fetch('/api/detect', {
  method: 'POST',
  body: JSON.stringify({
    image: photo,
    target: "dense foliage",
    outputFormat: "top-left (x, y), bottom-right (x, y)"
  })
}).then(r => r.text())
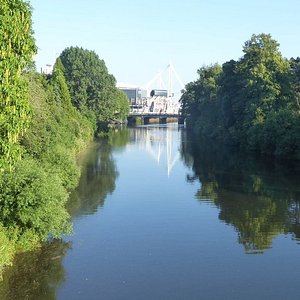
top-left (0, 0), bottom-right (36, 170)
top-left (0, 1), bottom-right (129, 275)
top-left (180, 34), bottom-right (300, 159)
top-left (57, 47), bottom-right (129, 132)
top-left (0, 68), bottom-right (93, 274)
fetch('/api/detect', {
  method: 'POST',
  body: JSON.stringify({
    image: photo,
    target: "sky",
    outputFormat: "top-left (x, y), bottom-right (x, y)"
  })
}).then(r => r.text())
top-left (29, 0), bottom-right (300, 90)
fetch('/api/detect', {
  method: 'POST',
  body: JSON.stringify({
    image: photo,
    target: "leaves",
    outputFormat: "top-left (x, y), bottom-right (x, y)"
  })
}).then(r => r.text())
top-left (181, 33), bottom-right (300, 158)
top-left (0, 0), bottom-right (36, 170)
top-left (58, 47), bottom-right (129, 132)
top-left (0, 158), bottom-right (72, 242)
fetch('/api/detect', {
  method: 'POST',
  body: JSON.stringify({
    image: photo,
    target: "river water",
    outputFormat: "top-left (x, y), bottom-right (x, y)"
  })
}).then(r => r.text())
top-left (1, 123), bottom-right (300, 300)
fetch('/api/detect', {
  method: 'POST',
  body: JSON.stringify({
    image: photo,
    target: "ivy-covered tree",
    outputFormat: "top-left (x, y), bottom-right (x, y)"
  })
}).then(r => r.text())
top-left (0, 0), bottom-right (36, 170)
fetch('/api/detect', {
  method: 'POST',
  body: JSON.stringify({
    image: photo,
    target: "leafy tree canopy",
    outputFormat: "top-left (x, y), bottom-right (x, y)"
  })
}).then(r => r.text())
top-left (180, 33), bottom-right (300, 159)
top-left (57, 47), bottom-right (129, 132)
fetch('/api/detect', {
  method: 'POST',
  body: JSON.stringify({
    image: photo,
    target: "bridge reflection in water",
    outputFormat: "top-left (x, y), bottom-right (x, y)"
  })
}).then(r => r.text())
top-left (128, 124), bottom-right (182, 176)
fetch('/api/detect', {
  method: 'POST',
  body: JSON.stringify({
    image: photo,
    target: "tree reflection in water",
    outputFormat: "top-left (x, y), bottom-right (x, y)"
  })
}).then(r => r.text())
top-left (0, 128), bottom-right (130, 298)
top-left (67, 128), bottom-right (130, 218)
top-left (0, 240), bottom-right (70, 300)
top-left (181, 131), bottom-right (300, 254)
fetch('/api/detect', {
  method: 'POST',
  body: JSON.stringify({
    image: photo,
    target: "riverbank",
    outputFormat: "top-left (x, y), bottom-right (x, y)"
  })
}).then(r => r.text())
top-left (0, 71), bottom-right (95, 276)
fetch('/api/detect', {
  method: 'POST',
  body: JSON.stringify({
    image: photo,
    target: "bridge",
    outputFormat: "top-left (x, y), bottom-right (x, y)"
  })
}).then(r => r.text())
top-left (123, 62), bottom-right (185, 125)
top-left (128, 112), bottom-right (185, 125)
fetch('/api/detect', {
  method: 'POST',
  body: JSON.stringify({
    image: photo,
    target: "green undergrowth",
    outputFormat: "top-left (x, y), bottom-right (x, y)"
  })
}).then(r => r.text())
top-left (0, 72), bottom-right (95, 276)
top-left (0, 1), bottom-right (129, 278)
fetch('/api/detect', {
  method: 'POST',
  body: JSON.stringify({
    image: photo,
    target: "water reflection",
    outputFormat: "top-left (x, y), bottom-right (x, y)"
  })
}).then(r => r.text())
top-left (129, 124), bottom-right (182, 176)
top-left (0, 128), bottom-right (130, 297)
top-left (2, 125), bottom-right (300, 299)
top-left (0, 240), bottom-right (70, 300)
top-left (67, 128), bottom-right (130, 217)
top-left (181, 132), bottom-right (300, 253)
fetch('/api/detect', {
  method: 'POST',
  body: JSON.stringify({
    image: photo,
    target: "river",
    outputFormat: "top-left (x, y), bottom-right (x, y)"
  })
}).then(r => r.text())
top-left (1, 123), bottom-right (300, 300)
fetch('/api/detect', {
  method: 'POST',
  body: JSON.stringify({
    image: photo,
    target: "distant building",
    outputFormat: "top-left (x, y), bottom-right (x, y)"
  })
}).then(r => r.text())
top-left (150, 89), bottom-right (168, 97)
top-left (117, 83), bottom-right (147, 105)
top-left (41, 64), bottom-right (53, 75)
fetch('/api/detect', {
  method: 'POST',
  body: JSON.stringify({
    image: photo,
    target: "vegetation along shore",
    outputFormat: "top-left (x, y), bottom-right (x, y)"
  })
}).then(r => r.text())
top-left (0, 0), bottom-right (299, 276)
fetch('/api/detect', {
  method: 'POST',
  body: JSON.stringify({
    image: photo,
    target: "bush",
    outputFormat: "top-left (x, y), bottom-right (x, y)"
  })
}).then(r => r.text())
top-left (41, 145), bottom-right (80, 190)
top-left (0, 224), bottom-right (14, 274)
top-left (0, 158), bottom-right (72, 245)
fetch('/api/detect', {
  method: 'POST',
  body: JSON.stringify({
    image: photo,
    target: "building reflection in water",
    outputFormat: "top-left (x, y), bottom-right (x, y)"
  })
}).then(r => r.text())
top-left (128, 124), bottom-right (182, 176)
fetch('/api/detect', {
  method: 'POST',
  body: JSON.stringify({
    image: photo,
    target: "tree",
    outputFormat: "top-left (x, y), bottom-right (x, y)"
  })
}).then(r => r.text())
top-left (290, 57), bottom-right (300, 110)
top-left (0, 0), bottom-right (36, 170)
top-left (238, 34), bottom-right (292, 129)
top-left (180, 64), bottom-right (222, 137)
top-left (182, 33), bottom-right (300, 158)
top-left (50, 62), bottom-right (73, 110)
top-left (217, 59), bottom-right (245, 144)
top-left (235, 34), bottom-right (298, 152)
top-left (57, 47), bottom-right (129, 131)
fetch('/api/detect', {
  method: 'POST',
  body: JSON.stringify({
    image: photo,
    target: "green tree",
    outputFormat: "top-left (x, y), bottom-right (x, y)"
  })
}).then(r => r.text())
top-left (238, 34), bottom-right (292, 133)
top-left (216, 59), bottom-right (244, 144)
top-left (50, 65), bottom-right (72, 110)
top-left (58, 47), bottom-right (129, 132)
top-left (0, 0), bottom-right (36, 170)
top-left (180, 64), bottom-right (222, 137)
top-left (290, 57), bottom-right (300, 110)
top-left (182, 33), bottom-right (300, 158)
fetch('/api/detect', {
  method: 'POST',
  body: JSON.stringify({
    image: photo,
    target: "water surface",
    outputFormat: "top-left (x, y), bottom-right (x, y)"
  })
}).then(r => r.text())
top-left (1, 124), bottom-right (300, 300)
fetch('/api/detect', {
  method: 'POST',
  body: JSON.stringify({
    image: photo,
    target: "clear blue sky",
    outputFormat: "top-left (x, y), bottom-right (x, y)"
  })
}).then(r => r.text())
top-left (29, 0), bottom-right (300, 87)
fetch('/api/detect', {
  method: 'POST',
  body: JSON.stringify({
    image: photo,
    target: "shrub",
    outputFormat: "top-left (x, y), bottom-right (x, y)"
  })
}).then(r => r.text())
top-left (0, 158), bottom-right (72, 245)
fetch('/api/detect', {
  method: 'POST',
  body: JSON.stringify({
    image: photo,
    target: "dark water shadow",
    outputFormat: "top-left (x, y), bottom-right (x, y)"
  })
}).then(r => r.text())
top-left (0, 240), bottom-right (70, 300)
top-left (67, 127), bottom-right (130, 218)
top-left (180, 130), bottom-right (300, 253)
